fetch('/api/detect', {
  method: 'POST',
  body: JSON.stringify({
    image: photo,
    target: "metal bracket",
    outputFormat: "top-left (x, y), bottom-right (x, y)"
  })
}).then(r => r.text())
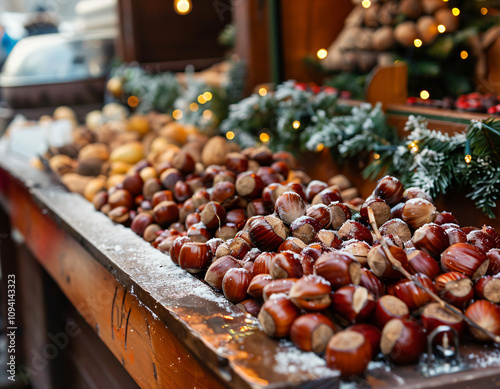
top-left (418, 325), bottom-right (471, 377)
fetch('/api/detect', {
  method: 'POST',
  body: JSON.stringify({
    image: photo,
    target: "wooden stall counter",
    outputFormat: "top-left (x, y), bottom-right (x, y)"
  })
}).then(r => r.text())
top-left (1, 140), bottom-right (500, 389)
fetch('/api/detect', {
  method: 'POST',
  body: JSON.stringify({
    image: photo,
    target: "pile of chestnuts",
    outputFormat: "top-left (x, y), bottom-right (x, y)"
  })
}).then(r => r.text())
top-left (89, 139), bottom-right (500, 379)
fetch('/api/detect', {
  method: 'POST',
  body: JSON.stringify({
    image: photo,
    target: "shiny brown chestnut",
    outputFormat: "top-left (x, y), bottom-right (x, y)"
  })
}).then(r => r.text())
top-left (325, 330), bottom-right (372, 377)
top-left (225, 152), bottom-right (249, 174)
top-left (187, 222), bottom-right (212, 243)
top-left (211, 181), bottom-right (236, 207)
top-left (441, 243), bottom-right (489, 281)
top-left (275, 191), bottom-right (307, 225)
top-left (329, 202), bottom-right (352, 230)
top-left (131, 212), bottom-right (153, 236)
top-left (393, 273), bottom-right (436, 311)
top-left (173, 180), bottom-right (193, 202)
top-left (311, 188), bottom-right (342, 206)
top-left (413, 223), bottom-right (450, 259)
top-left (247, 274), bottom-right (274, 301)
top-left (445, 227), bottom-right (467, 245)
top-left (236, 299), bottom-right (262, 317)
top-left (226, 208), bottom-right (247, 230)
top-left (341, 241), bottom-right (370, 267)
top-left (434, 271), bottom-right (473, 310)
top-left (253, 252), bottom-right (275, 275)
top-left (373, 295), bottom-right (410, 329)
top-left (347, 323), bottom-right (382, 357)
top-left (306, 180), bottom-right (328, 203)
top-left (290, 313), bottom-right (335, 354)
top-left (373, 175), bottom-right (404, 206)
top-left (222, 267), bottom-right (253, 303)
top-left (306, 204), bottom-right (331, 229)
top-left (257, 166), bottom-right (284, 186)
top-left (153, 200), bottom-right (180, 227)
top-left (407, 250), bottom-right (441, 280)
top-left (465, 300), bottom-right (500, 341)
top-left (359, 268), bottom-right (386, 299)
top-left (487, 249), bottom-right (500, 276)
top-left (262, 278), bottom-right (298, 301)
top-left (331, 285), bottom-right (375, 325)
top-left (278, 237), bottom-right (307, 254)
top-left (172, 150), bottom-right (195, 174)
top-left (379, 218), bottom-right (412, 243)
top-left (200, 201), bottom-right (226, 230)
top-left (290, 216), bottom-right (322, 245)
top-left (313, 251), bottom-right (361, 290)
top-left (205, 255), bottom-right (240, 291)
top-left (246, 198), bottom-right (268, 217)
top-left (401, 198), bottom-right (437, 230)
top-left (367, 244), bottom-right (410, 279)
top-left (483, 225), bottom-right (500, 248)
top-left (258, 295), bottom-right (300, 338)
top-left (434, 211), bottom-right (459, 226)
top-left (360, 197), bottom-right (391, 227)
top-left (249, 215), bottom-right (288, 252)
top-left (178, 241), bottom-right (212, 273)
top-left (315, 230), bottom-right (342, 249)
top-left (289, 275), bottom-right (332, 311)
top-left (402, 187), bottom-right (433, 203)
top-left (380, 319), bottom-right (426, 364)
top-left (235, 171), bottom-right (264, 199)
top-left (337, 220), bottom-right (373, 245)
top-left (269, 251), bottom-right (303, 279)
top-left (474, 276), bottom-right (500, 303)
top-left (108, 189), bottom-right (133, 210)
top-left (467, 230), bottom-right (496, 253)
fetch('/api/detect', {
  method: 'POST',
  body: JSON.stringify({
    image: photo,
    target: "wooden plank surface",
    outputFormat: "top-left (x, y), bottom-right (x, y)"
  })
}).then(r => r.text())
top-left (0, 142), bottom-right (339, 389)
top-left (2, 140), bottom-right (500, 388)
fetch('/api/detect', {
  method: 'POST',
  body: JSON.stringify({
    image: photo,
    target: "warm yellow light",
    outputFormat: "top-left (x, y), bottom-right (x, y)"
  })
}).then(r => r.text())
top-left (460, 50), bottom-right (468, 59)
top-left (198, 95), bottom-right (206, 104)
top-left (374, 153), bottom-right (380, 160)
top-left (481, 7), bottom-right (488, 15)
top-left (361, 0), bottom-right (371, 8)
top-left (317, 49), bottom-right (328, 59)
top-left (316, 143), bottom-right (325, 152)
top-left (203, 110), bottom-right (213, 119)
top-left (414, 39), bottom-right (423, 48)
top-left (127, 96), bottom-right (139, 108)
top-left (203, 91), bottom-right (213, 101)
top-left (172, 109), bottom-right (183, 120)
top-left (411, 145), bottom-right (419, 153)
top-left (260, 132), bottom-right (270, 143)
top-left (189, 102), bottom-right (199, 112)
top-left (174, 0), bottom-right (192, 15)
top-left (420, 90), bottom-right (430, 100)
top-left (258, 87), bottom-right (268, 96)
top-left (437, 24), bottom-right (446, 33)
top-left (443, 0), bottom-right (449, 2)
top-left (452, 8), bottom-right (460, 16)
top-left (292, 121), bottom-right (301, 129)
top-left (226, 131), bottom-right (235, 140)
top-left (465, 154), bottom-right (472, 164)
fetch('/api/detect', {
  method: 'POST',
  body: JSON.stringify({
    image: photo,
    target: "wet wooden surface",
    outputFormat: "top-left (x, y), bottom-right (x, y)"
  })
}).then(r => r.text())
top-left (1, 140), bottom-right (500, 388)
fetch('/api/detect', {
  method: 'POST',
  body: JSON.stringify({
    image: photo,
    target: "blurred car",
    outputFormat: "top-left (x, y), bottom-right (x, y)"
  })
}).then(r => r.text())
top-left (0, 31), bottom-right (114, 108)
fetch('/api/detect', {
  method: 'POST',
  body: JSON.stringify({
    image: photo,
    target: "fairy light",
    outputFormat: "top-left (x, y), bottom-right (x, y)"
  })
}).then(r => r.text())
top-left (203, 110), bottom-right (213, 119)
top-left (172, 109), bottom-right (183, 120)
top-left (465, 154), bottom-right (472, 164)
top-left (127, 96), bottom-right (139, 108)
top-left (465, 139), bottom-right (472, 164)
top-left (414, 39), bottom-right (423, 48)
top-left (292, 120), bottom-right (301, 129)
top-left (437, 24), bottom-right (446, 33)
top-left (460, 50), bottom-right (468, 59)
top-left (198, 95), bottom-right (207, 104)
top-left (316, 143), bottom-right (325, 152)
top-left (189, 102), bottom-right (199, 112)
top-left (260, 132), bottom-right (270, 143)
top-left (174, 0), bottom-right (192, 15)
top-left (452, 8), bottom-right (460, 16)
top-left (420, 90), bottom-right (430, 100)
top-left (481, 7), bottom-right (488, 15)
top-left (374, 153), bottom-right (380, 160)
top-left (317, 49), bottom-right (328, 59)
top-left (258, 87), bottom-right (268, 96)
top-left (203, 91), bottom-right (213, 101)
top-left (361, 0), bottom-right (371, 8)
top-left (411, 145), bottom-right (419, 153)
top-left (226, 131), bottom-right (235, 140)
